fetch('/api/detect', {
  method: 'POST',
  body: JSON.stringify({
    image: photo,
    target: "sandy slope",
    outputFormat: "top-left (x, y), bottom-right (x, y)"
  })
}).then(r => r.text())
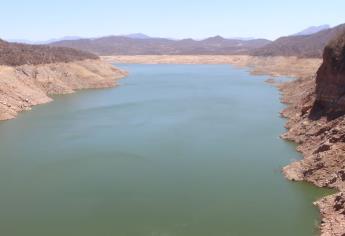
top-left (0, 60), bottom-right (127, 120)
top-left (103, 55), bottom-right (321, 78)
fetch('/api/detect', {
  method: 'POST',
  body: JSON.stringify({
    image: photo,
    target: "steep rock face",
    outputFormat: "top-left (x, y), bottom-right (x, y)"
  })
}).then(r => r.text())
top-left (279, 29), bottom-right (345, 235)
top-left (312, 31), bottom-right (345, 119)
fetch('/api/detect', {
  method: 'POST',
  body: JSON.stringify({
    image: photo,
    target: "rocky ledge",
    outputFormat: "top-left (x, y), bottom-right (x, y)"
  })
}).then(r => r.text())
top-left (280, 30), bottom-right (345, 235)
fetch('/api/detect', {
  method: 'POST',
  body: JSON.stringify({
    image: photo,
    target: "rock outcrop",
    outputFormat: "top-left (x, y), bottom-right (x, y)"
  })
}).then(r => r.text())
top-left (311, 30), bottom-right (345, 120)
top-left (280, 30), bottom-right (345, 235)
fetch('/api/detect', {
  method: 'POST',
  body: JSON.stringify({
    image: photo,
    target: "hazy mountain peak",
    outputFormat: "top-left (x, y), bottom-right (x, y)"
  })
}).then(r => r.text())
top-left (293, 25), bottom-right (330, 36)
top-left (208, 35), bottom-right (225, 40)
top-left (123, 33), bottom-right (151, 39)
top-left (7, 36), bottom-right (83, 45)
top-left (202, 35), bottom-right (226, 42)
top-left (50, 33), bottom-right (271, 55)
top-left (253, 23), bottom-right (345, 58)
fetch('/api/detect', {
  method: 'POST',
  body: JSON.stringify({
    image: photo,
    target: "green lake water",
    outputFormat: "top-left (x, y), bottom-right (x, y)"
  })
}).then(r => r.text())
top-left (0, 64), bottom-right (332, 236)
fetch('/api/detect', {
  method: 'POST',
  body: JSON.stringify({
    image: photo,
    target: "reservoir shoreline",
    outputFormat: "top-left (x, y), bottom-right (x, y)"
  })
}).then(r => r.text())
top-left (0, 59), bottom-right (127, 121)
top-left (104, 55), bottom-right (343, 235)
top-left (0, 63), bottom-right (329, 235)
top-left (1, 55), bottom-right (320, 121)
top-left (0, 54), bottom-right (339, 235)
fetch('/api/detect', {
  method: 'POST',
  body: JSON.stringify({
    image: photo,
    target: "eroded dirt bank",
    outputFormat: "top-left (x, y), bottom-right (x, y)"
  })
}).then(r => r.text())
top-left (0, 59), bottom-right (127, 120)
top-left (102, 55), bottom-right (321, 78)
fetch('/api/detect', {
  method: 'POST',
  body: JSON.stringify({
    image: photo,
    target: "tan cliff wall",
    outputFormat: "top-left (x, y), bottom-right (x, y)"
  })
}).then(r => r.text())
top-left (279, 31), bottom-right (345, 235)
top-left (0, 59), bottom-right (127, 120)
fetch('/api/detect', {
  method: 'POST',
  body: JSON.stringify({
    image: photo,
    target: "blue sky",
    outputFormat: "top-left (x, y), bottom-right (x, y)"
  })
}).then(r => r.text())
top-left (1, 0), bottom-right (345, 41)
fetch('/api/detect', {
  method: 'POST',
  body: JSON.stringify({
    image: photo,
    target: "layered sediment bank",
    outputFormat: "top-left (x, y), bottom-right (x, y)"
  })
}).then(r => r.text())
top-left (0, 60), bottom-right (127, 120)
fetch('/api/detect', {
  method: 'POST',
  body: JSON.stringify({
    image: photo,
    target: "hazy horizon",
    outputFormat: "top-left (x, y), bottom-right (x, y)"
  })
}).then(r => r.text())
top-left (1, 0), bottom-right (345, 41)
top-left (2, 27), bottom-right (333, 43)
top-left (4, 34), bottom-right (262, 43)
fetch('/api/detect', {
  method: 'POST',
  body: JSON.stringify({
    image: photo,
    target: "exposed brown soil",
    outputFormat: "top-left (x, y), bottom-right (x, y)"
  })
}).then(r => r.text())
top-left (0, 60), bottom-right (127, 120)
top-left (102, 55), bottom-right (321, 78)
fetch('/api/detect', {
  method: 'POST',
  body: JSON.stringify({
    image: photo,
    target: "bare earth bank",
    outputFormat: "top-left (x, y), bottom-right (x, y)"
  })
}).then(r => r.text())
top-left (102, 55), bottom-right (321, 78)
top-left (0, 60), bottom-right (127, 121)
top-left (104, 55), bottom-right (344, 236)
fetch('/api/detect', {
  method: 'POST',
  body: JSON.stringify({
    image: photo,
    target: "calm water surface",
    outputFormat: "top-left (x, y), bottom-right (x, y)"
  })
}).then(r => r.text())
top-left (0, 64), bottom-right (332, 236)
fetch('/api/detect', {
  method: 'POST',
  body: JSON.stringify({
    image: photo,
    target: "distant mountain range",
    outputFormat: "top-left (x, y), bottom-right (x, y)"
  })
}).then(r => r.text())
top-left (6, 24), bottom-right (344, 58)
top-left (252, 24), bottom-right (345, 58)
top-left (124, 33), bottom-right (151, 39)
top-left (7, 36), bottom-right (83, 45)
top-left (7, 34), bottom-right (152, 44)
top-left (50, 35), bottom-right (271, 55)
top-left (293, 25), bottom-right (330, 36)
top-left (0, 39), bottom-right (97, 66)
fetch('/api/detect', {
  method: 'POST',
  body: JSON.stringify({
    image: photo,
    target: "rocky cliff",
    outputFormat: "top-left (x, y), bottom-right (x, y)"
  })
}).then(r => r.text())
top-left (280, 30), bottom-right (345, 235)
top-left (311, 30), bottom-right (345, 120)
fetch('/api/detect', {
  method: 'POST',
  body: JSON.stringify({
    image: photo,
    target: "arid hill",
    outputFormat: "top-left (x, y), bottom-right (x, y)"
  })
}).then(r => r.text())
top-left (0, 39), bottom-right (98, 66)
top-left (50, 36), bottom-right (271, 56)
top-left (0, 39), bottom-right (126, 120)
top-left (252, 24), bottom-right (345, 58)
top-left (293, 25), bottom-right (330, 36)
top-left (46, 24), bottom-right (345, 58)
